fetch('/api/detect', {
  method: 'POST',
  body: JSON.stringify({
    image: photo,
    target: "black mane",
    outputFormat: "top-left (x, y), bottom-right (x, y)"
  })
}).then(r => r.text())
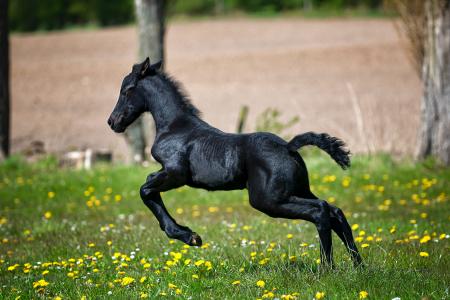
top-left (159, 72), bottom-right (201, 118)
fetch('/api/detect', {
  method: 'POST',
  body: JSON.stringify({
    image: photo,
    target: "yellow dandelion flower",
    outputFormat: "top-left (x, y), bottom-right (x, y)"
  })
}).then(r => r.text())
top-left (166, 260), bottom-right (175, 267)
top-left (192, 274), bottom-right (199, 279)
top-left (315, 291), bottom-right (325, 299)
top-left (286, 233), bottom-right (293, 239)
top-left (420, 235), bottom-right (431, 244)
top-left (48, 191), bottom-right (56, 199)
top-left (175, 289), bottom-right (182, 295)
top-left (121, 277), bottom-right (135, 286)
top-left (361, 243), bottom-right (369, 248)
top-left (208, 206), bottom-right (219, 213)
top-left (7, 264), bottom-right (19, 271)
top-left (262, 291), bottom-right (275, 298)
top-left (355, 237), bottom-right (364, 243)
top-left (170, 252), bottom-right (182, 260)
top-left (140, 292), bottom-right (148, 298)
top-left (143, 263), bottom-right (151, 269)
top-left (33, 279), bottom-right (49, 289)
top-left (232, 280), bottom-right (241, 285)
top-left (205, 261), bottom-right (213, 270)
top-left (419, 251), bottom-right (429, 257)
top-left (44, 211), bottom-right (52, 219)
top-left (351, 224), bottom-right (359, 231)
top-left (256, 280), bottom-right (265, 288)
top-left (359, 291), bottom-right (368, 299)
top-left (140, 276), bottom-right (147, 283)
top-left (342, 178), bottom-right (350, 187)
top-left (168, 283), bottom-right (177, 289)
top-left (194, 259), bottom-right (205, 267)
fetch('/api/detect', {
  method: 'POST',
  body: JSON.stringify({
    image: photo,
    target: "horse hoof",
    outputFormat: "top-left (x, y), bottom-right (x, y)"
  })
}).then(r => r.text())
top-left (188, 233), bottom-right (203, 247)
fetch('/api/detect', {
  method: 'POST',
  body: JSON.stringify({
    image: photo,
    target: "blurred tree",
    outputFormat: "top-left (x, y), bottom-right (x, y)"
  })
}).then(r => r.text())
top-left (417, 0), bottom-right (450, 165)
top-left (0, 0), bottom-right (10, 159)
top-left (397, 0), bottom-right (450, 165)
top-left (124, 0), bottom-right (165, 163)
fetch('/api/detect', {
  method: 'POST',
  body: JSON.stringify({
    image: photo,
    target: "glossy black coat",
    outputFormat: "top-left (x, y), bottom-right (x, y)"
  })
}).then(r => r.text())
top-left (108, 58), bottom-right (362, 266)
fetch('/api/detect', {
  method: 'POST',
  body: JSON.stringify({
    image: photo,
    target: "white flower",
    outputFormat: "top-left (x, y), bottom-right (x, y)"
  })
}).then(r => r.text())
top-left (107, 291), bottom-right (112, 295)
top-left (392, 297), bottom-right (401, 300)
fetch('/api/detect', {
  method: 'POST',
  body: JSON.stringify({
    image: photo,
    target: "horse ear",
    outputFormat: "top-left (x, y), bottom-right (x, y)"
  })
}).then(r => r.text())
top-left (151, 61), bottom-right (163, 71)
top-left (139, 57), bottom-right (151, 77)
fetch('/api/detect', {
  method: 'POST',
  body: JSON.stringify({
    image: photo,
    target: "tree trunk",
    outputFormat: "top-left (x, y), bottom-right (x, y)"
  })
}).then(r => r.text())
top-left (126, 0), bottom-right (165, 163)
top-left (135, 0), bottom-right (165, 63)
top-left (416, 0), bottom-right (450, 165)
top-left (0, 0), bottom-right (10, 160)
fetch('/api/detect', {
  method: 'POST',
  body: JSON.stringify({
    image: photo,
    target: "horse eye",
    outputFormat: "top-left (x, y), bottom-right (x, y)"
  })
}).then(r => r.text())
top-left (125, 89), bottom-right (132, 97)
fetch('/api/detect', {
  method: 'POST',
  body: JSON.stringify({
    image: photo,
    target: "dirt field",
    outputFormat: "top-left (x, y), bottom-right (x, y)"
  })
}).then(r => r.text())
top-left (10, 17), bottom-right (421, 161)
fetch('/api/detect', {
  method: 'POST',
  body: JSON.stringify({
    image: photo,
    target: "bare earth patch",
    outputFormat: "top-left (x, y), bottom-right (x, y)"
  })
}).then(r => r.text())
top-left (11, 18), bottom-right (421, 160)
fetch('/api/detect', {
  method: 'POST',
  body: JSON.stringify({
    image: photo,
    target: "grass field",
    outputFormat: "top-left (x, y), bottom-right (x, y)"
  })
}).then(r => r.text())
top-left (0, 153), bottom-right (449, 299)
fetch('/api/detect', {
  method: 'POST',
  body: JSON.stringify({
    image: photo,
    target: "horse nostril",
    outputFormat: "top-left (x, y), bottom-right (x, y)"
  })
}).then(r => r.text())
top-left (107, 118), bottom-right (113, 126)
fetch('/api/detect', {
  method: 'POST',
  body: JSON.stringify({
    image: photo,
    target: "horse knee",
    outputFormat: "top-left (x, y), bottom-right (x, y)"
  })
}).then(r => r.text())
top-left (315, 200), bottom-right (331, 228)
top-left (140, 184), bottom-right (152, 200)
top-left (249, 198), bottom-right (278, 217)
top-left (330, 205), bottom-right (347, 222)
top-left (318, 200), bottom-right (330, 214)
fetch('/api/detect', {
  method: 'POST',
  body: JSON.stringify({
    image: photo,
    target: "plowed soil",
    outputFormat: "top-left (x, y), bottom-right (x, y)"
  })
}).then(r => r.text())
top-left (11, 17), bottom-right (421, 160)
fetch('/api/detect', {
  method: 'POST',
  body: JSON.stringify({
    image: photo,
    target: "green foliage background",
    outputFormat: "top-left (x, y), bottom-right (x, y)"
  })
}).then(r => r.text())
top-left (9, 0), bottom-right (386, 32)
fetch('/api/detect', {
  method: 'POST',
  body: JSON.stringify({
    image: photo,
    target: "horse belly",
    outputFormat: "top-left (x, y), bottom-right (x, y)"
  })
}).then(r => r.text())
top-left (188, 149), bottom-right (246, 191)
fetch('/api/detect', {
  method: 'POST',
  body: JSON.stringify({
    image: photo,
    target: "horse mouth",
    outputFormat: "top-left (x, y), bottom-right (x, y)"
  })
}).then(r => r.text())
top-left (112, 126), bottom-right (126, 133)
top-left (109, 121), bottom-right (126, 133)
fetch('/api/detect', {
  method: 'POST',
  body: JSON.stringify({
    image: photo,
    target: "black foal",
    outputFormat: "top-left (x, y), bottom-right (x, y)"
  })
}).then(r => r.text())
top-left (107, 58), bottom-right (362, 266)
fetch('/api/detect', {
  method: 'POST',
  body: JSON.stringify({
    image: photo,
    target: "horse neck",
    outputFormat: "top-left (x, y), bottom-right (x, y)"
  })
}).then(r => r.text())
top-left (142, 76), bottom-right (197, 133)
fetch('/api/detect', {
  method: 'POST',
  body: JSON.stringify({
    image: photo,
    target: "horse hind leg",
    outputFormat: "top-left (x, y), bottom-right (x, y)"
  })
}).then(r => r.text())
top-left (329, 205), bottom-right (363, 266)
top-left (305, 192), bottom-right (363, 266)
top-left (250, 194), bottom-right (334, 266)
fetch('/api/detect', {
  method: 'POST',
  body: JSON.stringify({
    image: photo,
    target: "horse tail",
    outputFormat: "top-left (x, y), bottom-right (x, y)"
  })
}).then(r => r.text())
top-left (287, 132), bottom-right (351, 169)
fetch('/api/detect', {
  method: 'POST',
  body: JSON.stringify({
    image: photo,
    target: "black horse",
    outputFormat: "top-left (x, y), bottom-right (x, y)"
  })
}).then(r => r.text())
top-left (108, 58), bottom-right (362, 266)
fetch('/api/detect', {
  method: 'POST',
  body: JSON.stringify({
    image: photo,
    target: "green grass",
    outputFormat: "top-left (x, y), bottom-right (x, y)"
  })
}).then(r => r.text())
top-left (0, 154), bottom-right (449, 299)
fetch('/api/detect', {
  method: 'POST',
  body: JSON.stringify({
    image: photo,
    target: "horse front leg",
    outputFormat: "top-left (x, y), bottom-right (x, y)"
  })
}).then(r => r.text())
top-left (139, 170), bottom-right (202, 246)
